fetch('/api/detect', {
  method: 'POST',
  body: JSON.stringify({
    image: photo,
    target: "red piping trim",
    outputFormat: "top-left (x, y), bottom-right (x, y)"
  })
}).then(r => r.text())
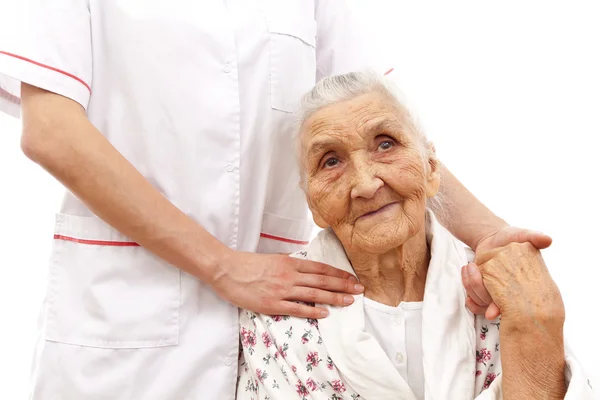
top-left (0, 87), bottom-right (20, 105)
top-left (0, 51), bottom-right (91, 93)
top-left (260, 233), bottom-right (309, 245)
top-left (384, 68), bottom-right (394, 76)
top-left (54, 234), bottom-right (139, 247)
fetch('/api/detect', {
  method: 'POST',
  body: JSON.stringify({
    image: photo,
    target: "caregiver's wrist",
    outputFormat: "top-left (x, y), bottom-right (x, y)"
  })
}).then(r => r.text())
top-left (192, 240), bottom-right (233, 285)
top-left (472, 220), bottom-right (510, 252)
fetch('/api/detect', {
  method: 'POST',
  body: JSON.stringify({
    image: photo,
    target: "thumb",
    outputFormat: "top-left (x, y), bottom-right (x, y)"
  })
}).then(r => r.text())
top-left (494, 227), bottom-right (553, 250)
top-left (527, 231), bottom-right (553, 249)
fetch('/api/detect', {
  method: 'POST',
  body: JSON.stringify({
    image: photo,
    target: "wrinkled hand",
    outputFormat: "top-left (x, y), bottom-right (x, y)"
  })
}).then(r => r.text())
top-left (211, 250), bottom-right (364, 319)
top-left (462, 227), bottom-right (553, 320)
top-left (467, 241), bottom-right (564, 325)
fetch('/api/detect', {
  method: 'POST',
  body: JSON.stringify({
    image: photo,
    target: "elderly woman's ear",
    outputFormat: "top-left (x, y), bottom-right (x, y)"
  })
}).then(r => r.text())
top-left (425, 141), bottom-right (441, 198)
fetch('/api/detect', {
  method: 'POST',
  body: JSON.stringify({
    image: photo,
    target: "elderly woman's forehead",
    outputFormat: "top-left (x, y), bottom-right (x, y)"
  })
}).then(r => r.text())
top-left (301, 99), bottom-right (405, 143)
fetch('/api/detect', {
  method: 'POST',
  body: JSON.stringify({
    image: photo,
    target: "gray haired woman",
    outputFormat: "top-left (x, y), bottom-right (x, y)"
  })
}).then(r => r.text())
top-left (236, 71), bottom-right (595, 400)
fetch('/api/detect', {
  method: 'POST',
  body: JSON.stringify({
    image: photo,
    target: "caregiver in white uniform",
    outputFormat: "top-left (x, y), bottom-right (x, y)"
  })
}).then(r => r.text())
top-left (0, 0), bottom-right (551, 398)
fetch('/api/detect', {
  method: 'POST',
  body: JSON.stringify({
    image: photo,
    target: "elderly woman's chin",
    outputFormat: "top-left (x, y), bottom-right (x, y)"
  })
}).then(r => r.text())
top-left (340, 202), bottom-right (427, 254)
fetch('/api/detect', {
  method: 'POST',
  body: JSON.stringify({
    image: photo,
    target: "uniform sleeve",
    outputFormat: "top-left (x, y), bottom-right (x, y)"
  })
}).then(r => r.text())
top-left (314, 0), bottom-right (390, 81)
top-left (0, 0), bottom-right (92, 118)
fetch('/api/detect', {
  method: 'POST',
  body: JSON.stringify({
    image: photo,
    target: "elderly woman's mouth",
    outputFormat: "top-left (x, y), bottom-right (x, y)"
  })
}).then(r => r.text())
top-left (357, 202), bottom-right (401, 221)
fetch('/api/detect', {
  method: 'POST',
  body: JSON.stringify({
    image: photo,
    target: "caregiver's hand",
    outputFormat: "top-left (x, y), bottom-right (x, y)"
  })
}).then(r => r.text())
top-left (211, 250), bottom-right (364, 319)
top-left (464, 227), bottom-right (553, 319)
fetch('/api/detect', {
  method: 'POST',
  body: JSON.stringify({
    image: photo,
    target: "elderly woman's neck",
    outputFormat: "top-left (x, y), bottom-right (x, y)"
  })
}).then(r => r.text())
top-left (346, 229), bottom-right (430, 307)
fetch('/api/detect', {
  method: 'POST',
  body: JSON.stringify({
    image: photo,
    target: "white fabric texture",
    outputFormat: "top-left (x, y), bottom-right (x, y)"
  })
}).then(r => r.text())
top-left (238, 210), bottom-right (597, 399)
top-left (0, 1), bottom-right (384, 398)
top-left (363, 299), bottom-right (425, 399)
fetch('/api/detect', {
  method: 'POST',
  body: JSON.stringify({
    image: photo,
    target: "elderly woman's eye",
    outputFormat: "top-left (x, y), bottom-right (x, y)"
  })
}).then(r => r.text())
top-left (378, 140), bottom-right (395, 150)
top-left (323, 157), bottom-right (339, 168)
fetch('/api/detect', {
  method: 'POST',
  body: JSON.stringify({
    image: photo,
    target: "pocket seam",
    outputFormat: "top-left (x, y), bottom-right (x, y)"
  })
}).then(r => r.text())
top-left (266, 16), bottom-right (317, 48)
top-left (45, 214), bottom-right (180, 349)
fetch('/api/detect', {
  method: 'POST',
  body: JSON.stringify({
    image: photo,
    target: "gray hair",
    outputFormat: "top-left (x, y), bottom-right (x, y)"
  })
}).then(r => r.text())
top-left (294, 69), bottom-right (447, 218)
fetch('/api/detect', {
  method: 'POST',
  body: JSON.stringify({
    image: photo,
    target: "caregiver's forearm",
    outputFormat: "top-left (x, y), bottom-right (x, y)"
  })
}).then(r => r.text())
top-left (20, 84), bottom-right (227, 283)
top-left (500, 320), bottom-right (566, 400)
top-left (437, 164), bottom-right (508, 249)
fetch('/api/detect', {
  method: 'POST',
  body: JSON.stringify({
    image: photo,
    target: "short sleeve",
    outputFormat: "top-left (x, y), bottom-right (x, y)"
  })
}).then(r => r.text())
top-left (314, 0), bottom-right (389, 81)
top-left (0, 0), bottom-right (93, 118)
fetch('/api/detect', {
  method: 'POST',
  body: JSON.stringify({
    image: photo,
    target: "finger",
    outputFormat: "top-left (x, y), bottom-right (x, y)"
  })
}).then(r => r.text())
top-left (466, 297), bottom-right (488, 315)
top-left (464, 263), bottom-right (494, 305)
top-left (277, 301), bottom-right (330, 319)
top-left (485, 302), bottom-right (501, 320)
top-left (295, 259), bottom-right (356, 281)
top-left (498, 228), bottom-right (552, 250)
top-left (285, 286), bottom-right (355, 307)
top-left (296, 273), bottom-right (364, 294)
top-left (461, 265), bottom-right (487, 306)
top-left (527, 232), bottom-right (552, 250)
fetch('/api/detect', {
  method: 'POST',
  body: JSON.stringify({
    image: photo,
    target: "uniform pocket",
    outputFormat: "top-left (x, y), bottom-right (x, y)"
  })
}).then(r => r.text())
top-left (45, 214), bottom-right (180, 349)
top-left (256, 212), bottom-right (311, 254)
top-left (266, 9), bottom-right (317, 113)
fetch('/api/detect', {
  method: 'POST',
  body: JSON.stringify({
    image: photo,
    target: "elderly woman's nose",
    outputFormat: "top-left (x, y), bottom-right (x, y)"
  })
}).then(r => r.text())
top-left (350, 166), bottom-right (383, 199)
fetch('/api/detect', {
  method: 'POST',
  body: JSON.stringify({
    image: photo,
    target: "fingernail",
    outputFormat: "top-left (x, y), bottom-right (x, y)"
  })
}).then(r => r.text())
top-left (344, 295), bottom-right (354, 304)
top-left (461, 266), bottom-right (467, 278)
top-left (354, 284), bottom-right (365, 292)
top-left (466, 263), bottom-right (477, 276)
top-left (320, 310), bottom-right (329, 318)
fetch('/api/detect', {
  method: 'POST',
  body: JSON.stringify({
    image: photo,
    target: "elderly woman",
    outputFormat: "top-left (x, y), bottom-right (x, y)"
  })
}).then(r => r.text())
top-left (236, 71), bottom-right (595, 399)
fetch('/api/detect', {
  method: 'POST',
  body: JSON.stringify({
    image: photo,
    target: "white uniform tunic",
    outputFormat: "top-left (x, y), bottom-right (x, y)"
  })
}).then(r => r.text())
top-left (0, 1), bottom-right (383, 398)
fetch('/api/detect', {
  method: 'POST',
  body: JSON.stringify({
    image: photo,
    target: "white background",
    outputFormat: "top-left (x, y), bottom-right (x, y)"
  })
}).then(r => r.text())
top-left (1, 0), bottom-right (599, 397)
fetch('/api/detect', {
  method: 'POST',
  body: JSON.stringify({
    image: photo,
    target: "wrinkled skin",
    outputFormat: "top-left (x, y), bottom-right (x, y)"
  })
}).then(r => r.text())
top-left (300, 91), bottom-right (440, 305)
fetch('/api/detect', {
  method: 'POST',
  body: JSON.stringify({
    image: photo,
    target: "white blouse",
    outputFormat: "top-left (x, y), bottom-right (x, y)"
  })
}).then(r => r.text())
top-left (364, 299), bottom-right (425, 399)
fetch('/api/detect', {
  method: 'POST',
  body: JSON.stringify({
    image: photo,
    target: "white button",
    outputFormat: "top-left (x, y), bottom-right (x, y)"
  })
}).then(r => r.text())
top-left (393, 317), bottom-right (402, 326)
top-left (223, 63), bottom-right (232, 73)
top-left (224, 358), bottom-right (233, 366)
top-left (396, 352), bottom-right (404, 363)
top-left (226, 164), bottom-right (234, 172)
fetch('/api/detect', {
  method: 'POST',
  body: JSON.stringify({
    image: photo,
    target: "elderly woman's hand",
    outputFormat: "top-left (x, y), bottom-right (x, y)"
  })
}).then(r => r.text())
top-left (462, 226), bottom-right (553, 319)
top-left (467, 241), bottom-right (564, 325)
top-left (470, 242), bottom-right (567, 400)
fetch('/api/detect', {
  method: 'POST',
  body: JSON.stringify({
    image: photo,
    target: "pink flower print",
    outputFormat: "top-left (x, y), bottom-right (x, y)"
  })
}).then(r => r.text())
top-left (476, 370), bottom-right (482, 377)
top-left (480, 325), bottom-right (489, 340)
top-left (306, 351), bottom-right (322, 371)
top-left (296, 380), bottom-right (309, 396)
top-left (307, 318), bottom-right (318, 327)
top-left (484, 372), bottom-right (497, 389)
top-left (292, 365), bottom-right (297, 373)
top-left (272, 315), bottom-right (283, 322)
top-left (241, 327), bottom-right (257, 354)
top-left (276, 343), bottom-right (289, 360)
top-left (306, 378), bottom-right (318, 392)
top-left (327, 356), bottom-right (335, 370)
top-left (255, 368), bottom-right (268, 383)
top-left (330, 379), bottom-right (346, 394)
top-left (476, 348), bottom-right (492, 365)
top-left (262, 332), bottom-right (272, 348)
top-left (301, 329), bottom-right (313, 344)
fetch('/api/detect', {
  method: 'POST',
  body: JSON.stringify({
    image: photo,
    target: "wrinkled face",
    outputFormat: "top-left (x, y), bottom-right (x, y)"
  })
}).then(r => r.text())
top-left (301, 91), bottom-right (440, 254)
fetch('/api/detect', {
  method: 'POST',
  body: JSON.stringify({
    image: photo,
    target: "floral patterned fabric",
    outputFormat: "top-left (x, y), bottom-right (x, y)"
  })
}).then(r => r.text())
top-left (236, 248), bottom-right (501, 399)
top-left (236, 212), bottom-right (594, 399)
top-left (237, 304), bottom-right (362, 399)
